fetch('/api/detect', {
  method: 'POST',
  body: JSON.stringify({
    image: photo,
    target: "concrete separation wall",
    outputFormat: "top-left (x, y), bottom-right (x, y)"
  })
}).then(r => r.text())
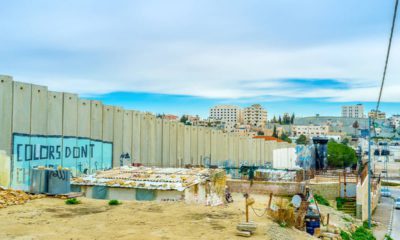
top-left (0, 75), bottom-right (295, 189)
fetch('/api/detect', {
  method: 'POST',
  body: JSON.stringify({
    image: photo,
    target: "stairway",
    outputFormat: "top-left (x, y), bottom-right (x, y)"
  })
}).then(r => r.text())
top-left (338, 198), bottom-right (356, 216)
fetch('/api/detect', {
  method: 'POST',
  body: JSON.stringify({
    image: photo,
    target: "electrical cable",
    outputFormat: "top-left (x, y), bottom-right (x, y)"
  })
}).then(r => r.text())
top-left (372, 0), bottom-right (399, 137)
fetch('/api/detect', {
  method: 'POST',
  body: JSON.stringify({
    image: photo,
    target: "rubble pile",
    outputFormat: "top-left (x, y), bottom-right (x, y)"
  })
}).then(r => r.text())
top-left (72, 166), bottom-right (224, 191)
top-left (0, 187), bottom-right (45, 209)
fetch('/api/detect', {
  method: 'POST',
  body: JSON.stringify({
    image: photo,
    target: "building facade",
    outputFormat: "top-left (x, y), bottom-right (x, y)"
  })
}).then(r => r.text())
top-left (368, 110), bottom-right (386, 120)
top-left (389, 115), bottom-right (400, 129)
top-left (292, 125), bottom-right (329, 138)
top-left (209, 105), bottom-right (242, 124)
top-left (243, 104), bottom-right (267, 127)
top-left (342, 104), bottom-right (364, 118)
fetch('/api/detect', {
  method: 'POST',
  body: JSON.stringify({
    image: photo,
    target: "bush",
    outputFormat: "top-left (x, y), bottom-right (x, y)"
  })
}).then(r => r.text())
top-left (385, 234), bottom-right (394, 240)
top-left (314, 194), bottom-right (330, 206)
top-left (108, 199), bottom-right (121, 206)
top-left (336, 197), bottom-right (346, 209)
top-left (65, 198), bottom-right (80, 205)
top-left (340, 230), bottom-right (351, 240)
top-left (352, 226), bottom-right (376, 240)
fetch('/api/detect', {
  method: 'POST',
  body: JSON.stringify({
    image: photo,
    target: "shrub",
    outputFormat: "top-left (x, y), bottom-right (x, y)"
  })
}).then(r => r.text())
top-left (385, 234), bottom-right (394, 240)
top-left (65, 198), bottom-right (80, 205)
top-left (108, 199), bottom-right (121, 206)
top-left (340, 230), bottom-right (351, 240)
top-left (352, 226), bottom-right (376, 240)
top-left (314, 194), bottom-right (330, 206)
top-left (336, 197), bottom-right (346, 209)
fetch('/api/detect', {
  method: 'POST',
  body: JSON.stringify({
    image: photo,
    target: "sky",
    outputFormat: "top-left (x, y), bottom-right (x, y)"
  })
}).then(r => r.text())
top-left (0, 0), bottom-right (399, 118)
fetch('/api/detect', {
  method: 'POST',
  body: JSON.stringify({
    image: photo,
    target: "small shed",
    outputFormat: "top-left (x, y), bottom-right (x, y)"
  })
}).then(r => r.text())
top-left (71, 166), bottom-right (226, 205)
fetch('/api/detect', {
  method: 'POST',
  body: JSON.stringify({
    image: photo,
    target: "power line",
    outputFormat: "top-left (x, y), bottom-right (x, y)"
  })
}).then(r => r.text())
top-left (373, 0), bottom-right (399, 132)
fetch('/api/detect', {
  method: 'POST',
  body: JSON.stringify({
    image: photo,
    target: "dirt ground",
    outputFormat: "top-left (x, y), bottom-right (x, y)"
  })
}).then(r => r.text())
top-left (0, 193), bottom-right (315, 240)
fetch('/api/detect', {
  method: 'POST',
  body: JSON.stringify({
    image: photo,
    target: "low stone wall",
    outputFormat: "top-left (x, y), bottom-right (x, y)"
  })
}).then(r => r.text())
top-left (227, 179), bottom-right (340, 199)
top-left (309, 182), bottom-right (340, 200)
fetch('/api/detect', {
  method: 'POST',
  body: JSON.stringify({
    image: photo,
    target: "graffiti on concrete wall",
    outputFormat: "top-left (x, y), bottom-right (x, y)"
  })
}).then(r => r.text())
top-left (295, 145), bottom-right (314, 169)
top-left (11, 133), bottom-right (113, 190)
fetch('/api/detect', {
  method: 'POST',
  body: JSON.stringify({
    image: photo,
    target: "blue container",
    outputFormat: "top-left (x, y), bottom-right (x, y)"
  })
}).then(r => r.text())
top-left (48, 170), bottom-right (71, 195)
top-left (305, 216), bottom-right (320, 236)
top-left (30, 169), bottom-right (50, 194)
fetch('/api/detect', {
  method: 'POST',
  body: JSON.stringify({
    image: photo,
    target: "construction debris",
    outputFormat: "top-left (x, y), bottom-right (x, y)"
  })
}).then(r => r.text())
top-left (0, 186), bottom-right (45, 209)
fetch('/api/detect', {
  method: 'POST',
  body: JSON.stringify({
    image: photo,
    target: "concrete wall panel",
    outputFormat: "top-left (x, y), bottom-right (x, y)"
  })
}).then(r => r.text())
top-left (102, 106), bottom-right (114, 170)
top-left (90, 101), bottom-right (103, 140)
top-left (122, 110), bottom-right (132, 159)
top-left (210, 129), bottom-right (217, 165)
top-left (155, 118), bottom-right (163, 167)
top-left (0, 76), bottom-right (13, 155)
top-left (77, 99), bottom-right (91, 138)
top-left (197, 127), bottom-right (205, 166)
top-left (131, 111), bottom-right (141, 163)
top-left (113, 107), bottom-right (124, 167)
top-left (190, 126), bottom-right (198, 165)
top-left (177, 123), bottom-right (184, 167)
top-left (12, 82), bottom-right (32, 134)
top-left (47, 91), bottom-right (63, 136)
top-left (147, 115), bottom-right (156, 166)
top-left (204, 128), bottom-right (211, 164)
top-left (169, 121), bottom-right (177, 167)
top-left (31, 84), bottom-right (48, 135)
top-left (162, 120), bottom-right (170, 167)
top-left (183, 125), bottom-right (191, 165)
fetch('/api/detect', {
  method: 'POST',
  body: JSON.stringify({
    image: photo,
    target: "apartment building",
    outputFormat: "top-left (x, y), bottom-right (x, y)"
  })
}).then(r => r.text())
top-left (389, 115), bottom-right (400, 129)
top-left (368, 110), bottom-right (386, 120)
top-left (292, 125), bottom-right (329, 138)
top-left (209, 105), bottom-right (242, 124)
top-left (342, 104), bottom-right (364, 118)
top-left (243, 104), bottom-right (267, 127)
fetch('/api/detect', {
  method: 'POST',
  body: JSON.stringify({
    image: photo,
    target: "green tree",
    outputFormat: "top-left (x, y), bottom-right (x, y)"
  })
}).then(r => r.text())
top-left (341, 138), bottom-right (350, 145)
top-left (257, 130), bottom-right (264, 136)
top-left (352, 120), bottom-right (359, 136)
top-left (296, 134), bottom-right (308, 145)
top-left (290, 113), bottom-right (295, 124)
top-left (272, 125), bottom-right (278, 138)
top-left (278, 116), bottom-right (282, 124)
top-left (280, 132), bottom-right (292, 143)
top-left (272, 116), bottom-right (277, 123)
top-left (327, 141), bottom-right (357, 168)
top-left (180, 115), bottom-right (188, 124)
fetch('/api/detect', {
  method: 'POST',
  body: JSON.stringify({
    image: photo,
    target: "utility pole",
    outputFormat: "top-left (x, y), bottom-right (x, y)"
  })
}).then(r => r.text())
top-left (368, 117), bottom-right (372, 228)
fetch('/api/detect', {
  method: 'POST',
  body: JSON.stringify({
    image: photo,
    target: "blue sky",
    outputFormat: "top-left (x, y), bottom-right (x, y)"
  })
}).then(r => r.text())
top-left (1, 1), bottom-right (399, 118)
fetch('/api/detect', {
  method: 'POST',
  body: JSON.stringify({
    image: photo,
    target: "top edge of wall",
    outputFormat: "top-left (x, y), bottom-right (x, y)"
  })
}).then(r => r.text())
top-left (0, 75), bottom-right (13, 81)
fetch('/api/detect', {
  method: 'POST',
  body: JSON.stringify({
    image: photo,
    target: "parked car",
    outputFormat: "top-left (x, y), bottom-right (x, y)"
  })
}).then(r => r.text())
top-left (396, 198), bottom-right (400, 209)
top-left (381, 188), bottom-right (391, 197)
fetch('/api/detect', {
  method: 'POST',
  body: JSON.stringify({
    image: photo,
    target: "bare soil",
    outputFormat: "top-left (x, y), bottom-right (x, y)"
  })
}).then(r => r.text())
top-left (0, 193), bottom-right (315, 240)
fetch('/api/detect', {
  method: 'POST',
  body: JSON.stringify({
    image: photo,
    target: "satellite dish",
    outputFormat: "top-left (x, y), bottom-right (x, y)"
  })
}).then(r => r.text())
top-left (291, 195), bottom-right (302, 208)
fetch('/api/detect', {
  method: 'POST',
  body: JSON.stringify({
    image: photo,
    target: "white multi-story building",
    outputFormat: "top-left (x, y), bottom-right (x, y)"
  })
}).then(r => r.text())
top-left (342, 104), bottom-right (364, 118)
top-left (209, 105), bottom-right (242, 125)
top-left (243, 104), bottom-right (267, 127)
top-left (389, 115), bottom-right (400, 129)
top-left (292, 125), bottom-right (329, 138)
